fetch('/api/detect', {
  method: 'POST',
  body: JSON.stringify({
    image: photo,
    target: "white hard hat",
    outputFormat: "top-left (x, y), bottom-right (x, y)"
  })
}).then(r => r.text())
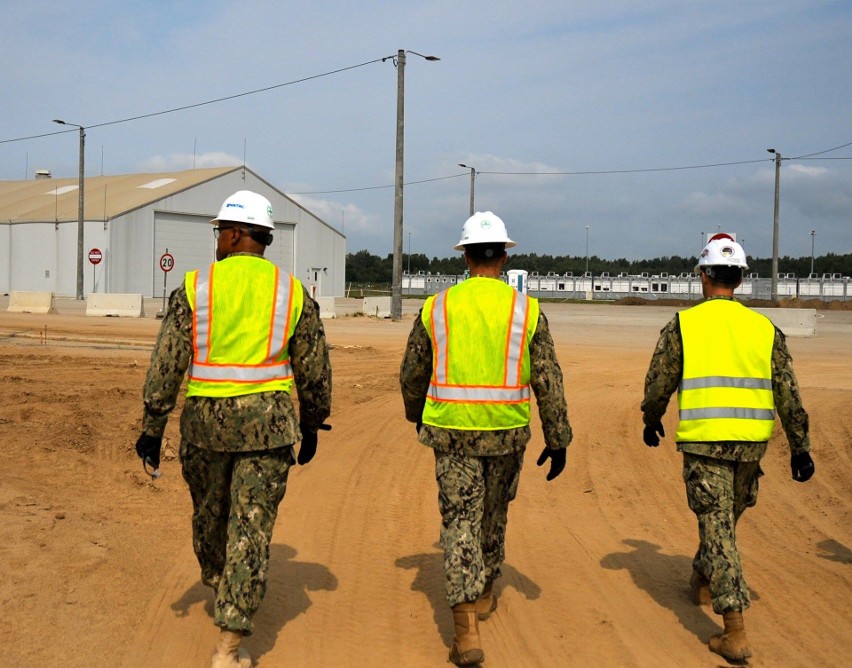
top-left (695, 233), bottom-right (749, 272)
top-left (212, 190), bottom-right (275, 230)
top-left (454, 211), bottom-right (516, 251)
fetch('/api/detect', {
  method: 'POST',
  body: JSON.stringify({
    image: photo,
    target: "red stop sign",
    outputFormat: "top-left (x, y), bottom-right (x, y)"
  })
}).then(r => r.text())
top-left (88, 248), bottom-right (103, 265)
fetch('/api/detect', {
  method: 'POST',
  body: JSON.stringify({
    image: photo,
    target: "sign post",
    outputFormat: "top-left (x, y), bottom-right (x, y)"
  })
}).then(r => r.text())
top-left (88, 248), bottom-right (103, 294)
top-left (158, 250), bottom-right (175, 319)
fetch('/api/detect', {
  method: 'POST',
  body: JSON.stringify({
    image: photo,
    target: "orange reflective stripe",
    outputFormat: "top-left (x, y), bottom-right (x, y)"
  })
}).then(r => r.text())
top-left (190, 263), bottom-right (294, 382)
top-left (428, 384), bottom-right (530, 402)
top-left (189, 360), bottom-right (293, 383)
top-left (430, 291), bottom-right (449, 385)
top-left (429, 286), bottom-right (531, 403)
top-left (505, 291), bottom-right (529, 387)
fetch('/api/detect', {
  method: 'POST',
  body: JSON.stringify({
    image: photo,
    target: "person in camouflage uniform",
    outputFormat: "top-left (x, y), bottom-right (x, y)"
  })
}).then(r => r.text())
top-left (134, 191), bottom-right (331, 668)
top-left (641, 233), bottom-right (814, 663)
top-left (400, 212), bottom-right (572, 666)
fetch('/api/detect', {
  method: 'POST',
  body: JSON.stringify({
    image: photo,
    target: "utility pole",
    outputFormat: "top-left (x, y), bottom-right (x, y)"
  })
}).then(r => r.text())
top-left (54, 119), bottom-right (86, 300)
top-left (768, 148), bottom-right (782, 301)
top-left (458, 163), bottom-right (476, 217)
top-left (810, 229), bottom-right (816, 276)
top-left (388, 49), bottom-right (439, 320)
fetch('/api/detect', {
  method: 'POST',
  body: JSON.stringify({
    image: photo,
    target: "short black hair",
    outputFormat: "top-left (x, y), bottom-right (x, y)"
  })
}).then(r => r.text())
top-left (703, 265), bottom-right (743, 286)
top-left (464, 243), bottom-right (506, 263)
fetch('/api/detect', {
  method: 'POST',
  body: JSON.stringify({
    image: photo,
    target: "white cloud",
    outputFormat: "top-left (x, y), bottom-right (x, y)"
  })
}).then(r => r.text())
top-left (787, 164), bottom-right (829, 177)
top-left (137, 152), bottom-right (242, 172)
top-left (288, 195), bottom-right (373, 236)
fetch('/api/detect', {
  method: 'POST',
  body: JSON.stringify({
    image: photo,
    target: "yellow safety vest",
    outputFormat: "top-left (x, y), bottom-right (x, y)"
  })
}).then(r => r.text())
top-left (677, 299), bottom-right (776, 442)
top-left (421, 277), bottom-right (539, 430)
top-left (184, 256), bottom-right (304, 398)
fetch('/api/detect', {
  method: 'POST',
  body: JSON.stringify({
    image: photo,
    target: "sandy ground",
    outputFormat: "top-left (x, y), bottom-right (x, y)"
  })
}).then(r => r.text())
top-left (0, 299), bottom-right (850, 667)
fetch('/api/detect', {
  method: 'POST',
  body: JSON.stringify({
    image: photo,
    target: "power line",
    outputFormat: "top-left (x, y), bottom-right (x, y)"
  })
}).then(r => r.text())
top-left (480, 158), bottom-right (767, 176)
top-left (791, 141), bottom-right (852, 159)
top-left (290, 173), bottom-right (463, 195)
top-left (290, 146), bottom-right (851, 195)
top-left (0, 57), bottom-right (389, 145)
top-left (1, 63), bottom-right (848, 197)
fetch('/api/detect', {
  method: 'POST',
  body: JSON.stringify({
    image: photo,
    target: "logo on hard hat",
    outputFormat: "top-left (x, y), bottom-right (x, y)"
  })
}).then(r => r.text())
top-left (226, 202), bottom-right (245, 209)
top-left (267, 206), bottom-right (273, 218)
top-left (480, 220), bottom-right (492, 229)
top-left (720, 246), bottom-right (735, 258)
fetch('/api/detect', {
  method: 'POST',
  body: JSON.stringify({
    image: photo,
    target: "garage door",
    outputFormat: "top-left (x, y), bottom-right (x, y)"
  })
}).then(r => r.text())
top-left (153, 212), bottom-right (217, 296)
top-left (153, 213), bottom-right (296, 295)
top-left (268, 223), bottom-right (295, 273)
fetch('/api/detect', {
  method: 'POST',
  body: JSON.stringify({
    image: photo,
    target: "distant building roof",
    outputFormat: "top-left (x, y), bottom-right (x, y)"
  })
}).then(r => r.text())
top-left (0, 166), bottom-right (241, 223)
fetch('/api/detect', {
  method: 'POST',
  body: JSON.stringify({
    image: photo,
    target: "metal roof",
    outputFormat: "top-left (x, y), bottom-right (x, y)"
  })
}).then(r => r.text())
top-left (0, 166), bottom-right (241, 223)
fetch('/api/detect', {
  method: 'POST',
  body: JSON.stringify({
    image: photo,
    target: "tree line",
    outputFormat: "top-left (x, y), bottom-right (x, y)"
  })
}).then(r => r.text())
top-left (346, 249), bottom-right (852, 284)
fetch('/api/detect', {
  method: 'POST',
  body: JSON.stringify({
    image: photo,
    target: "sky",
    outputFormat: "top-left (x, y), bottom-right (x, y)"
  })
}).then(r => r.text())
top-left (1, 1), bottom-right (850, 265)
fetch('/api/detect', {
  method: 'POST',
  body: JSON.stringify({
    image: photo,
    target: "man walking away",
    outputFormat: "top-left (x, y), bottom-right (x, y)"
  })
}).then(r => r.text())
top-left (401, 211), bottom-right (573, 666)
top-left (134, 190), bottom-right (332, 667)
top-left (641, 232), bottom-right (814, 663)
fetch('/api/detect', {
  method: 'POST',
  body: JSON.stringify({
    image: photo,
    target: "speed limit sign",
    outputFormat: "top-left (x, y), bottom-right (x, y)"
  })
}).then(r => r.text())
top-left (159, 252), bottom-right (175, 273)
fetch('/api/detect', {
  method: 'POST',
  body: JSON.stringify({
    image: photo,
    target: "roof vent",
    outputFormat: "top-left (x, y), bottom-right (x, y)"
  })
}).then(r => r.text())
top-left (35, 169), bottom-right (52, 179)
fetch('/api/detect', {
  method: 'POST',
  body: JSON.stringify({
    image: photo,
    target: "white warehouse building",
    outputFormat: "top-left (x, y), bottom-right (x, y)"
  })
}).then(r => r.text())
top-left (0, 166), bottom-right (345, 299)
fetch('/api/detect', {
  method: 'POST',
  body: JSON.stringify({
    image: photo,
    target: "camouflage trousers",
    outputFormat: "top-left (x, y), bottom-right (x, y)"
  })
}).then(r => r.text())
top-left (434, 450), bottom-right (524, 607)
top-left (180, 440), bottom-right (294, 634)
top-left (683, 453), bottom-right (763, 614)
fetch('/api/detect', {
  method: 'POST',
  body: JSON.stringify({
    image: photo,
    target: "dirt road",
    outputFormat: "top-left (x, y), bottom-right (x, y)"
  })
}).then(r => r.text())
top-left (1, 303), bottom-right (849, 667)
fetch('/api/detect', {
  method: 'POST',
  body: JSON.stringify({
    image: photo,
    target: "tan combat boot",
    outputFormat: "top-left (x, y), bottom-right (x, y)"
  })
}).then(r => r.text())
top-left (689, 569), bottom-right (711, 606)
top-left (449, 603), bottom-right (485, 666)
top-left (211, 629), bottom-right (252, 668)
top-left (708, 610), bottom-right (752, 663)
top-left (475, 580), bottom-right (498, 620)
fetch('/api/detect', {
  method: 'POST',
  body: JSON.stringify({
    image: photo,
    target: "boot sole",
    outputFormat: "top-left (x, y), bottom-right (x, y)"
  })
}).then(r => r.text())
top-left (709, 634), bottom-right (752, 664)
top-left (449, 646), bottom-right (484, 666)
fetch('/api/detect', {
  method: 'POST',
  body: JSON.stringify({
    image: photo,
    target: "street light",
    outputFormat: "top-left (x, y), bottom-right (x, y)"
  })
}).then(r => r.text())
top-left (767, 148), bottom-right (782, 301)
top-left (385, 49), bottom-right (440, 320)
top-left (810, 229), bottom-right (816, 276)
top-left (458, 163), bottom-right (477, 217)
top-left (53, 119), bottom-right (86, 300)
top-left (585, 225), bottom-right (590, 274)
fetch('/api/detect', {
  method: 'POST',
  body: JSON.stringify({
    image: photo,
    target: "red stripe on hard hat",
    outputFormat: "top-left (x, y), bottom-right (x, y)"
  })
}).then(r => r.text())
top-left (707, 233), bottom-right (735, 242)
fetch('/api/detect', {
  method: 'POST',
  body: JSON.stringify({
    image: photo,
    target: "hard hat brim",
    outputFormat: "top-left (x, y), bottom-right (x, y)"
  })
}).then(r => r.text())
top-left (454, 238), bottom-right (516, 251)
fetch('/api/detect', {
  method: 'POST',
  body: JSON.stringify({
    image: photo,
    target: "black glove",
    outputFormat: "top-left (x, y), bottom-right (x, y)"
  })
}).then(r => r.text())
top-left (135, 433), bottom-right (162, 474)
top-left (790, 452), bottom-right (815, 483)
top-left (643, 422), bottom-right (665, 447)
top-left (298, 423), bottom-right (331, 465)
top-left (536, 446), bottom-right (566, 481)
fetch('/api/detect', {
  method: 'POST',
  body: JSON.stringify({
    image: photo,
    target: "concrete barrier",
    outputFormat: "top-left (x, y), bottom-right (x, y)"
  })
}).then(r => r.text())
top-left (86, 293), bottom-right (145, 317)
top-left (7, 291), bottom-right (56, 314)
top-left (316, 296), bottom-right (336, 319)
top-left (362, 296), bottom-right (391, 318)
top-left (754, 308), bottom-right (817, 337)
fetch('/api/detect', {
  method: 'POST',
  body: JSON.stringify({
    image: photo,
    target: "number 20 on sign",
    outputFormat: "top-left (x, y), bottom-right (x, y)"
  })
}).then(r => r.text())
top-left (159, 253), bottom-right (175, 272)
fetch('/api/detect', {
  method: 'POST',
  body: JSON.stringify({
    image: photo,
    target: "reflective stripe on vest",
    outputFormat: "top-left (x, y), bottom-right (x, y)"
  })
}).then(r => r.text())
top-left (428, 288), bottom-right (531, 402)
top-left (185, 257), bottom-right (303, 396)
top-left (676, 299), bottom-right (776, 442)
top-left (421, 278), bottom-right (538, 430)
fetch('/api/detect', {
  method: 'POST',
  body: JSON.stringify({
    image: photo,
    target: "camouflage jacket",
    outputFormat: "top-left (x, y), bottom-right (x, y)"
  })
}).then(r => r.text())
top-left (400, 298), bottom-right (573, 457)
top-left (141, 254), bottom-right (332, 452)
top-left (641, 296), bottom-right (811, 461)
